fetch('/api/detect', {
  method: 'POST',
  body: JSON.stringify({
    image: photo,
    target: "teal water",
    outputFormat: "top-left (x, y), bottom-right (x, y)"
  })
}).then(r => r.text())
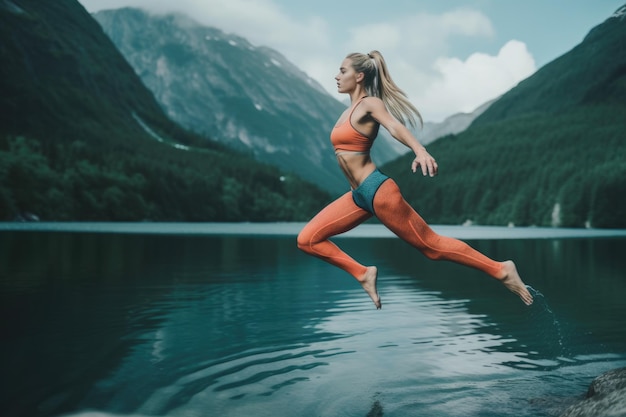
top-left (1, 224), bottom-right (626, 417)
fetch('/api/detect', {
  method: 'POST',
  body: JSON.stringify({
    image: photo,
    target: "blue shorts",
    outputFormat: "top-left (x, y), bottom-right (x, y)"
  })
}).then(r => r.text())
top-left (351, 169), bottom-right (390, 215)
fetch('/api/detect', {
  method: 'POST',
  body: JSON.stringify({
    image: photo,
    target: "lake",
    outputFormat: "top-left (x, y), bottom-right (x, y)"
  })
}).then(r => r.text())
top-left (2, 223), bottom-right (626, 417)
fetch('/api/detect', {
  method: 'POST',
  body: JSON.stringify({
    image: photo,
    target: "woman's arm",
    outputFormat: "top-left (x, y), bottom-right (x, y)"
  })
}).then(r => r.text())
top-left (366, 98), bottom-right (438, 177)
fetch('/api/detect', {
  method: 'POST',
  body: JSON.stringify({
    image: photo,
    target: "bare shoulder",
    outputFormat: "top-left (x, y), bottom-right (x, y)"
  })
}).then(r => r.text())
top-left (361, 96), bottom-right (395, 125)
top-left (359, 96), bottom-right (386, 116)
top-left (361, 96), bottom-right (385, 109)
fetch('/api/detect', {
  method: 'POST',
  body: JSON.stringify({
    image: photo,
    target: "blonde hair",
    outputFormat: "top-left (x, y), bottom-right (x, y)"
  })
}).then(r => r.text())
top-left (346, 50), bottom-right (423, 128)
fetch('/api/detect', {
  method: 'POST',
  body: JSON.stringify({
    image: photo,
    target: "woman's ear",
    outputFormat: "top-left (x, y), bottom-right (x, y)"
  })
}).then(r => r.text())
top-left (356, 72), bottom-right (365, 83)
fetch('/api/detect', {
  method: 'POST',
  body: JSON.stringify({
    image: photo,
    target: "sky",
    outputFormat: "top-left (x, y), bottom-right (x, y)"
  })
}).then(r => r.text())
top-left (78, 0), bottom-right (625, 122)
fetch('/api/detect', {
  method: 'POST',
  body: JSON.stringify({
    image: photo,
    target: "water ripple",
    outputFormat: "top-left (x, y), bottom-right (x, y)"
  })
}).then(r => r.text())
top-left (136, 343), bottom-right (349, 414)
top-left (7, 233), bottom-right (626, 417)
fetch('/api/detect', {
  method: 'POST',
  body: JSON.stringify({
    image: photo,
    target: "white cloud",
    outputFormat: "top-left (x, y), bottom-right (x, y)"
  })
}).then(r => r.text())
top-left (80, 0), bottom-right (336, 91)
top-left (440, 8), bottom-right (495, 37)
top-left (81, 0), bottom-right (331, 52)
top-left (417, 40), bottom-right (536, 122)
top-left (331, 8), bottom-right (527, 121)
top-left (337, 9), bottom-right (490, 61)
top-left (79, 1), bottom-right (535, 122)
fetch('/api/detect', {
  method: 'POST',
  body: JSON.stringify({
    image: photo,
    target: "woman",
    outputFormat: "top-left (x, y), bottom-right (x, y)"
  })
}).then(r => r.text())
top-left (297, 51), bottom-right (533, 309)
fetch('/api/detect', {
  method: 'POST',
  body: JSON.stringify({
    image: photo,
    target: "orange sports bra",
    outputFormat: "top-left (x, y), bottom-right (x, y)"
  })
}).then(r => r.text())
top-left (330, 98), bottom-right (374, 153)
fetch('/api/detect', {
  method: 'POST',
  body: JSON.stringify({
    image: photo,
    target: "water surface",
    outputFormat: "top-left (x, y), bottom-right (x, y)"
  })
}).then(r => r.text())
top-left (1, 224), bottom-right (625, 417)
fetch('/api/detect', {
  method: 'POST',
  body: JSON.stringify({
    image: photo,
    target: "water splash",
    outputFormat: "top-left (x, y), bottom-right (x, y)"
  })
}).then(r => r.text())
top-left (526, 285), bottom-right (570, 359)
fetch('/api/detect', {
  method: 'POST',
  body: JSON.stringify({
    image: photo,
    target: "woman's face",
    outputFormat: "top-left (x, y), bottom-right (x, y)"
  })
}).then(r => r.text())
top-left (335, 58), bottom-right (360, 94)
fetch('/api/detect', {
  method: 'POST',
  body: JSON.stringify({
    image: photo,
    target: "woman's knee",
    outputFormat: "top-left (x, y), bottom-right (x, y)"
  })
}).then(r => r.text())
top-left (296, 231), bottom-right (308, 251)
top-left (422, 247), bottom-right (445, 261)
top-left (296, 228), bottom-right (314, 253)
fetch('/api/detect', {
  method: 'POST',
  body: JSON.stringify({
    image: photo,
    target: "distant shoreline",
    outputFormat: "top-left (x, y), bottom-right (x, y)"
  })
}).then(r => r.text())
top-left (2, 222), bottom-right (626, 240)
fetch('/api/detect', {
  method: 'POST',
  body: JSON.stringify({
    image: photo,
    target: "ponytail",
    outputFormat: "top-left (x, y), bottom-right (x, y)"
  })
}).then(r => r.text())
top-left (346, 50), bottom-right (423, 128)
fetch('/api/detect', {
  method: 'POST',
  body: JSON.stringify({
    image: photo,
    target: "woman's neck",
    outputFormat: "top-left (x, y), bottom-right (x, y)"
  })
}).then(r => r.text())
top-left (349, 87), bottom-right (368, 103)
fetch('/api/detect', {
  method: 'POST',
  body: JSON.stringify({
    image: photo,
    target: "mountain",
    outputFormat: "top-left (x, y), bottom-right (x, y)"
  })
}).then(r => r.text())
top-left (383, 5), bottom-right (626, 228)
top-left (472, 5), bottom-right (626, 127)
top-left (0, 0), bottom-right (330, 221)
top-left (93, 8), bottom-right (353, 194)
top-left (420, 99), bottom-right (495, 145)
top-left (92, 8), bottom-right (493, 193)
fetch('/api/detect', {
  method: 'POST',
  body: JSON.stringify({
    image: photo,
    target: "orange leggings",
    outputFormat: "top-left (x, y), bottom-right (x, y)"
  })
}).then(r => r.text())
top-left (297, 179), bottom-right (503, 279)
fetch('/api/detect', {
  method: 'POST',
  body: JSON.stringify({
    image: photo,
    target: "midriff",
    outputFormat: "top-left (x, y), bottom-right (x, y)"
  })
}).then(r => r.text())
top-left (335, 151), bottom-right (377, 189)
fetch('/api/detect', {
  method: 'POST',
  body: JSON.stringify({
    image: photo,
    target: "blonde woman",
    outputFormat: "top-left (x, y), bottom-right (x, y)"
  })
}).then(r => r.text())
top-left (297, 51), bottom-right (533, 309)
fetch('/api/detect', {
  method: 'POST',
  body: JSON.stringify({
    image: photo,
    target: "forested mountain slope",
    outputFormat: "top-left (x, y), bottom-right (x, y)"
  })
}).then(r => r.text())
top-left (384, 5), bottom-right (626, 228)
top-left (0, 0), bottom-right (330, 221)
top-left (93, 8), bottom-right (351, 194)
top-left (91, 8), bottom-right (493, 192)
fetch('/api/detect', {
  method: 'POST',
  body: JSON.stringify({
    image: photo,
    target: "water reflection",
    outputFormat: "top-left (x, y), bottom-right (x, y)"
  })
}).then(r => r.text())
top-left (1, 230), bottom-right (626, 417)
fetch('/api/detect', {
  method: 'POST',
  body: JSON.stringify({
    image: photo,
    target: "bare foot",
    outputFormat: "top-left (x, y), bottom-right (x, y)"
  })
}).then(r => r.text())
top-left (358, 266), bottom-right (381, 309)
top-left (499, 260), bottom-right (533, 306)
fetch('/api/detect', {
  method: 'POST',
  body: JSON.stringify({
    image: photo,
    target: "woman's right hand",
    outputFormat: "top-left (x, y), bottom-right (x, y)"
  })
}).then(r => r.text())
top-left (411, 147), bottom-right (438, 177)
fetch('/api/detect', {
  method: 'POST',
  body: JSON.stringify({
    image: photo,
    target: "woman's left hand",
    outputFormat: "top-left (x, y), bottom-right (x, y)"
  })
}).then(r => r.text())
top-left (411, 147), bottom-right (438, 177)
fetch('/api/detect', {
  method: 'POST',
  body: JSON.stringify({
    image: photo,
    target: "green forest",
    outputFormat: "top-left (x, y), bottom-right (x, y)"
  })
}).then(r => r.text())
top-left (0, 133), bottom-right (330, 222)
top-left (0, 1), bottom-right (331, 222)
top-left (1, 1), bottom-right (625, 226)
top-left (386, 105), bottom-right (626, 228)
top-left (385, 12), bottom-right (626, 229)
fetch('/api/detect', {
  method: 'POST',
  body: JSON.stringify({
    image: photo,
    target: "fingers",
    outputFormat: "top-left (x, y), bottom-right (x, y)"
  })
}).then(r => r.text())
top-left (429, 158), bottom-right (438, 176)
top-left (412, 156), bottom-right (438, 177)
